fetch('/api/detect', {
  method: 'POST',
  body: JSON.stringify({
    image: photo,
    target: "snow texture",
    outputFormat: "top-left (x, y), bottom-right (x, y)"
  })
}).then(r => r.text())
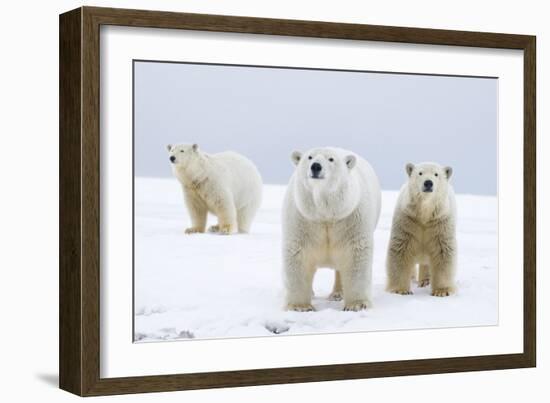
top-left (134, 177), bottom-right (497, 342)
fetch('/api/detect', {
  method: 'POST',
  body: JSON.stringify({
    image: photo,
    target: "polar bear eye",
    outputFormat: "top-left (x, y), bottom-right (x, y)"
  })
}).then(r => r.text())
top-left (434, 173), bottom-right (438, 177)
top-left (308, 156), bottom-right (312, 160)
top-left (329, 158), bottom-right (334, 162)
top-left (180, 150), bottom-right (184, 153)
top-left (419, 172), bottom-right (423, 176)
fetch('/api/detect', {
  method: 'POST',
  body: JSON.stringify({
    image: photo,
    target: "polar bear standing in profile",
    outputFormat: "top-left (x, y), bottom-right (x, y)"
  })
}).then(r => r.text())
top-left (386, 162), bottom-right (457, 297)
top-left (167, 143), bottom-right (262, 235)
top-left (282, 147), bottom-right (381, 311)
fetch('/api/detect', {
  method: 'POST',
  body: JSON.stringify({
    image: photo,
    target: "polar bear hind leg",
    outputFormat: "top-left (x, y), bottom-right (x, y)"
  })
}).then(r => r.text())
top-left (418, 264), bottom-right (430, 287)
top-left (328, 271), bottom-right (343, 301)
top-left (236, 200), bottom-right (260, 233)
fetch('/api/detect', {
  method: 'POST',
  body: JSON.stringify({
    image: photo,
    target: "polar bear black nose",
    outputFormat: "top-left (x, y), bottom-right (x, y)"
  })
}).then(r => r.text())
top-left (169, 156), bottom-right (176, 163)
top-left (423, 180), bottom-right (433, 190)
top-left (311, 162), bottom-right (322, 173)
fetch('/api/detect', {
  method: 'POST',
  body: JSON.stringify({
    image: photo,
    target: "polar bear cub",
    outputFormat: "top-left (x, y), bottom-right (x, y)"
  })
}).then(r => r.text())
top-left (167, 143), bottom-right (263, 235)
top-left (386, 162), bottom-right (457, 297)
top-left (282, 147), bottom-right (381, 311)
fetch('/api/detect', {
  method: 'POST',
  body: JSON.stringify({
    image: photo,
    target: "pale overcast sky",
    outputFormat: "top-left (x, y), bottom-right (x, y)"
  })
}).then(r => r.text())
top-left (134, 61), bottom-right (497, 195)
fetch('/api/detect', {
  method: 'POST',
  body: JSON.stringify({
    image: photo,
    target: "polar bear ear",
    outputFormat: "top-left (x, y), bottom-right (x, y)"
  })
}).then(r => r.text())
top-left (406, 163), bottom-right (415, 177)
top-left (444, 166), bottom-right (453, 179)
top-left (291, 151), bottom-right (302, 166)
top-left (345, 155), bottom-right (356, 170)
top-left (192, 143), bottom-right (199, 151)
top-left (166, 144), bottom-right (173, 152)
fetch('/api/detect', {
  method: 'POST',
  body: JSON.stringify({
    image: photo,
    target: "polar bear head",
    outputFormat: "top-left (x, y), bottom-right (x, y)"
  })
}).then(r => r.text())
top-left (291, 147), bottom-right (356, 185)
top-left (166, 143), bottom-right (200, 169)
top-left (290, 147), bottom-right (360, 221)
top-left (405, 162), bottom-right (453, 201)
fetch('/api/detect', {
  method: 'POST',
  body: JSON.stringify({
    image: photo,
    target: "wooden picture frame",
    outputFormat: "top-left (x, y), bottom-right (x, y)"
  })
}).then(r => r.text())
top-left (59, 6), bottom-right (536, 396)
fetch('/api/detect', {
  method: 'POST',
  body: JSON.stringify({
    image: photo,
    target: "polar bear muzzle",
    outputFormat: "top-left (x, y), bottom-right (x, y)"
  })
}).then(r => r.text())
top-left (423, 179), bottom-right (434, 192)
top-left (310, 162), bottom-right (323, 179)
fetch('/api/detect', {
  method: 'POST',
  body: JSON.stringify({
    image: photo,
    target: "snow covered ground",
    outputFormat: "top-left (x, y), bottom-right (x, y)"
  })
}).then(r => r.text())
top-left (134, 177), bottom-right (498, 342)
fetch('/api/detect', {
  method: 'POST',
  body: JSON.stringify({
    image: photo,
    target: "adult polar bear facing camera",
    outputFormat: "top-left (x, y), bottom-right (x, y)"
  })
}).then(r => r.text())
top-left (167, 144), bottom-right (262, 235)
top-left (386, 162), bottom-right (457, 297)
top-left (282, 147), bottom-right (381, 312)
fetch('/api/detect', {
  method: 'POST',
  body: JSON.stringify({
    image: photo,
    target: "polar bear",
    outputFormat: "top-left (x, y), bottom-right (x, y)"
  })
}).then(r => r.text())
top-left (282, 147), bottom-right (381, 311)
top-left (386, 162), bottom-right (457, 297)
top-left (167, 143), bottom-right (262, 235)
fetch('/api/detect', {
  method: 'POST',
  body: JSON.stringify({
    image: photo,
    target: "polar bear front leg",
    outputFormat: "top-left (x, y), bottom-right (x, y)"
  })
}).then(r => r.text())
top-left (341, 270), bottom-right (371, 311)
top-left (283, 246), bottom-right (315, 312)
top-left (340, 240), bottom-right (373, 311)
top-left (386, 254), bottom-right (415, 295)
top-left (430, 255), bottom-right (456, 297)
top-left (183, 190), bottom-right (207, 234)
top-left (427, 231), bottom-right (457, 296)
top-left (213, 193), bottom-right (238, 235)
top-left (386, 233), bottom-right (418, 295)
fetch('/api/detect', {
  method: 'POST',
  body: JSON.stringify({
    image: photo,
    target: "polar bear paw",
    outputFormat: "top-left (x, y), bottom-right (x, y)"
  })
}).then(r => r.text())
top-left (286, 303), bottom-right (315, 312)
top-left (418, 279), bottom-right (430, 288)
top-left (208, 224), bottom-right (235, 235)
top-left (343, 300), bottom-right (370, 311)
top-left (328, 291), bottom-right (343, 301)
top-left (184, 227), bottom-right (204, 234)
top-left (431, 288), bottom-right (451, 297)
top-left (218, 224), bottom-right (234, 235)
top-left (391, 289), bottom-right (413, 295)
top-left (208, 224), bottom-right (220, 233)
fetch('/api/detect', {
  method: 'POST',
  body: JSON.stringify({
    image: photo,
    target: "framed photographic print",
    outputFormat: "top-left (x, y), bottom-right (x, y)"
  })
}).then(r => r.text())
top-left (59, 6), bottom-right (536, 396)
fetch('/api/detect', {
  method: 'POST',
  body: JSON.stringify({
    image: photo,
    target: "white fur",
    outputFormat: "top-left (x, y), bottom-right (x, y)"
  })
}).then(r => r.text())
top-left (282, 147), bottom-right (381, 311)
top-left (167, 144), bottom-right (263, 235)
top-left (386, 162), bottom-right (457, 296)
